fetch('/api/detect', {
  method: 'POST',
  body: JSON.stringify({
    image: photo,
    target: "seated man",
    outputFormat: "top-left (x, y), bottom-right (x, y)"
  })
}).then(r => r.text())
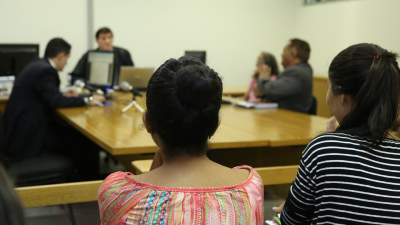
top-left (254, 39), bottom-right (313, 113)
top-left (4, 38), bottom-right (105, 180)
top-left (70, 27), bottom-right (134, 86)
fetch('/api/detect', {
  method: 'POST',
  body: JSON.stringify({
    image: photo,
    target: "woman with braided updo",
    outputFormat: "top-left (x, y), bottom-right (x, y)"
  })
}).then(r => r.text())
top-left (98, 56), bottom-right (264, 225)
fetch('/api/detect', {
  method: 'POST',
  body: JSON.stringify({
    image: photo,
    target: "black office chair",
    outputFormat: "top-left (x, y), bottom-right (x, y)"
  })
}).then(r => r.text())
top-left (0, 112), bottom-right (77, 225)
top-left (308, 96), bottom-right (318, 115)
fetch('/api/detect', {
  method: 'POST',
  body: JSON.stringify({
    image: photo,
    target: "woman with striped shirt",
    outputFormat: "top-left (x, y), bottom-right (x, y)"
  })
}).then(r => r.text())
top-left (280, 43), bottom-right (400, 224)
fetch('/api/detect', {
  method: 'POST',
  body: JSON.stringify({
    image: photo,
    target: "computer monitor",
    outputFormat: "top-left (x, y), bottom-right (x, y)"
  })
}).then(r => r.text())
top-left (185, 51), bottom-right (206, 64)
top-left (0, 44), bottom-right (39, 77)
top-left (86, 51), bottom-right (114, 87)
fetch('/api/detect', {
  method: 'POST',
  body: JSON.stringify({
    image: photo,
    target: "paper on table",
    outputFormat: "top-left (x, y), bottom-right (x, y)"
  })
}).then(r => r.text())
top-left (221, 96), bottom-right (241, 104)
top-left (235, 101), bottom-right (278, 109)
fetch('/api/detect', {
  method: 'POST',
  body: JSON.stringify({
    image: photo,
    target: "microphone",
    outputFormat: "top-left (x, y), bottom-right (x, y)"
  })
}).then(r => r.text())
top-left (120, 81), bottom-right (143, 97)
top-left (73, 80), bottom-right (96, 92)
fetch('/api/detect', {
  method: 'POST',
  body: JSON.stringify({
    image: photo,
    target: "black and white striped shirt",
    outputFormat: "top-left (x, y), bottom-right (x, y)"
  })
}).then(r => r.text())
top-left (281, 133), bottom-right (400, 225)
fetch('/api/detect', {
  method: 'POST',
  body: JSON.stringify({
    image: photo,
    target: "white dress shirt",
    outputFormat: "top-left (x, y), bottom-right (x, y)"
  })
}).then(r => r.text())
top-left (48, 58), bottom-right (57, 71)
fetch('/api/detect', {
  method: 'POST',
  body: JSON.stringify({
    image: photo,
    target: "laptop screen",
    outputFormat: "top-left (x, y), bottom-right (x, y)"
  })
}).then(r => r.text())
top-left (86, 51), bottom-right (114, 86)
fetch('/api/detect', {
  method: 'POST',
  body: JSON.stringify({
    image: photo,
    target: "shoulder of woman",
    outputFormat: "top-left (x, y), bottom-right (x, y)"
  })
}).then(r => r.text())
top-left (233, 165), bottom-right (261, 185)
top-left (303, 132), bottom-right (355, 155)
top-left (98, 172), bottom-right (133, 194)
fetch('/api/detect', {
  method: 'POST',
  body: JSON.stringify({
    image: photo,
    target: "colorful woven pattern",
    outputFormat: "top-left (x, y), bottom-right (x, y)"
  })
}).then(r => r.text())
top-left (98, 166), bottom-right (264, 225)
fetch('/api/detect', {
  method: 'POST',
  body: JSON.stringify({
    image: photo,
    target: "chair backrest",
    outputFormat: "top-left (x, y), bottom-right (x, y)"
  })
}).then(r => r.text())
top-left (308, 96), bottom-right (318, 115)
top-left (132, 160), bottom-right (152, 175)
top-left (16, 162), bottom-right (300, 208)
top-left (15, 180), bottom-right (102, 207)
top-left (254, 165), bottom-right (299, 185)
top-left (0, 111), bottom-right (11, 167)
top-left (0, 112), bottom-right (5, 154)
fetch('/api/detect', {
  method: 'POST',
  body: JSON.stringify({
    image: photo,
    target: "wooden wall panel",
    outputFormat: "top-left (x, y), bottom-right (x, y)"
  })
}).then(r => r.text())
top-left (313, 75), bottom-right (331, 118)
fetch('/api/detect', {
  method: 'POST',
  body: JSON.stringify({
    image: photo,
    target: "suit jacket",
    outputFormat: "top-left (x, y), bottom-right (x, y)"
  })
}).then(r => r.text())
top-left (4, 58), bottom-right (85, 160)
top-left (70, 46), bottom-right (134, 86)
top-left (257, 62), bottom-right (313, 113)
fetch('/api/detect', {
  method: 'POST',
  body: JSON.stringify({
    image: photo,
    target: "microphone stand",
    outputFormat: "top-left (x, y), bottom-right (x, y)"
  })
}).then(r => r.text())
top-left (121, 92), bottom-right (145, 113)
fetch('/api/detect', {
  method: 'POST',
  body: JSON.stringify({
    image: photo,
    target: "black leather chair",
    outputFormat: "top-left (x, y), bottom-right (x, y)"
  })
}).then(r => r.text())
top-left (308, 96), bottom-right (318, 115)
top-left (0, 112), bottom-right (77, 225)
top-left (8, 155), bottom-right (75, 187)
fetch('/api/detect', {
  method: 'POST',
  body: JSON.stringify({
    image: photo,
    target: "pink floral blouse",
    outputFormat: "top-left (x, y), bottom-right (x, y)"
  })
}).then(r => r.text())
top-left (98, 165), bottom-right (264, 225)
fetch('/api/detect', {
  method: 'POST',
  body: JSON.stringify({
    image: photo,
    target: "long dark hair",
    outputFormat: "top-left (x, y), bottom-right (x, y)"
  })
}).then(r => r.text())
top-left (253, 52), bottom-right (279, 78)
top-left (0, 163), bottom-right (27, 225)
top-left (146, 56), bottom-right (222, 158)
top-left (329, 43), bottom-right (400, 148)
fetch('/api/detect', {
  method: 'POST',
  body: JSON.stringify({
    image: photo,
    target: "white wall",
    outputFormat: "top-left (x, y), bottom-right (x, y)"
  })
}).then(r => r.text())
top-left (294, 0), bottom-right (400, 76)
top-left (93, 0), bottom-right (296, 86)
top-left (0, 0), bottom-right (88, 86)
top-left (6, 1), bottom-right (397, 85)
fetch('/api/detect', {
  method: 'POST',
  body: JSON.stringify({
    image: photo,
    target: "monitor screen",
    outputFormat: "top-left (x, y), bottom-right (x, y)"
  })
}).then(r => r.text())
top-left (185, 51), bottom-right (206, 64)
top-left (0, 44), bottom-right (39, 77)
top-left (86, 51), bottom-right (114, 86)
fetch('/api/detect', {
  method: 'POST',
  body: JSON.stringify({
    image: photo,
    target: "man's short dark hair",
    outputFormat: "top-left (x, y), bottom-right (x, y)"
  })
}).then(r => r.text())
top-left (44, 38), bottom-right (71, 58)
top-left (96, 27), bottom-right (113, 39)
top-left (289, 39), bottom-right (311, 63)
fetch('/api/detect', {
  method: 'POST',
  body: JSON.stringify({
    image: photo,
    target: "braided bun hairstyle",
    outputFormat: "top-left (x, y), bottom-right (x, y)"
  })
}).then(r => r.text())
top-left (146, 56), bottom-right (223, 158)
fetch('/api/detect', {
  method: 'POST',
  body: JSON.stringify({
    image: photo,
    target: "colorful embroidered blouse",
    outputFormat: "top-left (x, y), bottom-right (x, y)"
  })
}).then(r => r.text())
top-left (98, 165), bottom-right (264, 225)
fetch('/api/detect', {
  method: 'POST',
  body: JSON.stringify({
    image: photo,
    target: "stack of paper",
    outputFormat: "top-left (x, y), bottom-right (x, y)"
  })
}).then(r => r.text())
top-left (235, 101), bottom-right (278, 109)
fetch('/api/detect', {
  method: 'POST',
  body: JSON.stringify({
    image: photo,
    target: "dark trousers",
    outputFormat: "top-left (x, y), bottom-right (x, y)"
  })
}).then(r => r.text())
top-left (44, 122), bottom-right (100, 181)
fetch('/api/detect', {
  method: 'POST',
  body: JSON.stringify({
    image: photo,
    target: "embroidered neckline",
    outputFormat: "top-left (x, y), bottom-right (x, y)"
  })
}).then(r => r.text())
top-left (123, 165), bottom-right (255, 193)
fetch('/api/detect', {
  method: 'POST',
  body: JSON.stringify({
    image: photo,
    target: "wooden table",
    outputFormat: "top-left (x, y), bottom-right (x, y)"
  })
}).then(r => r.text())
top-left (57, 92), bottom-right (327, 155)
top-left (0, 95), bottom-right (9, 114)
top-left (222, 86), bottom-right (247, 96)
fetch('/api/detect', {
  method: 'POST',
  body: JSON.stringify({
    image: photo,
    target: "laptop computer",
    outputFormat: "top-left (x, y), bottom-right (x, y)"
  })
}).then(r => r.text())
top-left (86, 51), bottom-right (114, 87)
top-left (118, 67), bottom-right (154, 90)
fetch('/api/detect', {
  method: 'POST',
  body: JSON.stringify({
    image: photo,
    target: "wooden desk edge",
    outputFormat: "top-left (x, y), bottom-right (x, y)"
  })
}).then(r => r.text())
top-left (112, 146), bottom-right (159, 155)
top-left (56, 109), bottom-right (115, 154)
top-left (208, 140), bottom-right (271, 149)
top-left (111, 141), bottom-right (272, 155)
top-left (269, 139), bottom-right (312, 147)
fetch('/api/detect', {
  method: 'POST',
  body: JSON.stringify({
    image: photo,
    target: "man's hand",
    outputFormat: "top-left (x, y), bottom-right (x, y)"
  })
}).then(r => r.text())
top-left (244, 91), bottom-right (250, 101)
top-left (91, 95), bottom-right (106, 106)
top-left (64, 89), bottom-right (79, 97)
top-left (272, 201), bottom-right (285, 216)
top-left (250, 98), bottom-right (262, 104)
top-left (258, 64), bottom-right (271, 79)
top-left (326, 116), bottom-right (338, 132)
top-left (253, 84), bottom-right (263, 97)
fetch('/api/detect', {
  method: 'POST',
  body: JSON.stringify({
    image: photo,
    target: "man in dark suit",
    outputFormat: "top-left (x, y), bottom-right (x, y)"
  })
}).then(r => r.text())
top-left (4, 38), bottom-right (105, 179)
top-left (254, 39), bottom-right (313, 113)
top-left (70, 27), bottom-right (134, 86)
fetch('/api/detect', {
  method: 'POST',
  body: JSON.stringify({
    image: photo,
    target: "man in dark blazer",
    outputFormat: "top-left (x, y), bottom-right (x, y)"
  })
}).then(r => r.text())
top-left (70, 27), bottom-right (134, 86)
top-left (254, 39), bottom-right (313, 114)
top-left (4, 38), bottom-right (105, 179)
